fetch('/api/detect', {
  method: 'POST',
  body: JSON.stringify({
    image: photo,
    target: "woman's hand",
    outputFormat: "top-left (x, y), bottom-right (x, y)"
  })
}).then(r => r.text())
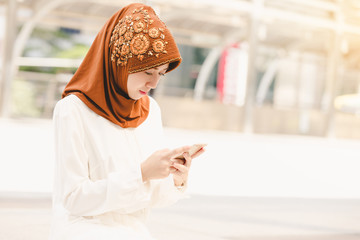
top-left (170, 147), bottom-right (206, 187)
top-left (141, 146), bottom-right (191, 182)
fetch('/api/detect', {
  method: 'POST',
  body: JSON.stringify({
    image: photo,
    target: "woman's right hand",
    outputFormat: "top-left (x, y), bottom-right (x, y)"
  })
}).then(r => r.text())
top-left (141, 146), bottom-right (191, 182)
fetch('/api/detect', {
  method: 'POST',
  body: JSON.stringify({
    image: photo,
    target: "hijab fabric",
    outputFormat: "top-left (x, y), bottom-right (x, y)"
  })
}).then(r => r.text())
top-left (62, 3), bottom-right (182, 128)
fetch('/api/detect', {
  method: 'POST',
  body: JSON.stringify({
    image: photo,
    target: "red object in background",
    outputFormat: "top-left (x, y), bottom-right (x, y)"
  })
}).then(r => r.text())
top-left (216, 42), bottom-right (247, 106)
top-left (217, 46), bottom-right (228, 102)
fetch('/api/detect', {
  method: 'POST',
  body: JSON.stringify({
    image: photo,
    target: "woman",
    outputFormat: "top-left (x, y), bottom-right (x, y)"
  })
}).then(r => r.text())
top-left (49, 3), bottom-right (204, 240)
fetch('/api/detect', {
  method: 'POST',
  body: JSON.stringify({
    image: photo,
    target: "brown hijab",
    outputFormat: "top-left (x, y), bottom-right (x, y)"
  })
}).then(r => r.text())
top-left (62, 3), bottom-right (182, 128)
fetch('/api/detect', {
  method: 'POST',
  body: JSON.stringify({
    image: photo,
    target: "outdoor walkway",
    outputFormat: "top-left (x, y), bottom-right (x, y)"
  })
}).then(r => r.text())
top-left (1, 193), bottom-right (360, 240)
top-left (1, 118), bottom-right (360, 239)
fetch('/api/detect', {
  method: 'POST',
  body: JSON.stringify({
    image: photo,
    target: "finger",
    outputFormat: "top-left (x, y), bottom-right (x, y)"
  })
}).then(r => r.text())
top-left (171, 158), bottom-right (186, 165)
top-left (183, 152), bottom-right (192, 167)
top-left (172, 162), bottom-right (188, 173)
top-left (172, 170), bottom-right (185, 179)
top-left (167, 145), bottom-right (191, 159)
top-left (169, 166), bottom-right (177, 173)
top-left (172, 173), bottom-right (185, 186)
top-left (172, 174), bottom-right (184, 185)
top-left (191, 148), bottom-right (205, 159)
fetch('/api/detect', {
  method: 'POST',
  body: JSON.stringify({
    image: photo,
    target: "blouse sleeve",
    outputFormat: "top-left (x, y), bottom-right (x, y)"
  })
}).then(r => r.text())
top-left (149, 176), bottom-right (187, 208)
top-left (53, 98), bottom-right (151, 217)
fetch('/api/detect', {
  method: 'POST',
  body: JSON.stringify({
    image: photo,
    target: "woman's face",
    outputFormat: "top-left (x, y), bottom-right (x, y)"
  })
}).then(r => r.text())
top-left (127, 63), bottom-right (169, 100)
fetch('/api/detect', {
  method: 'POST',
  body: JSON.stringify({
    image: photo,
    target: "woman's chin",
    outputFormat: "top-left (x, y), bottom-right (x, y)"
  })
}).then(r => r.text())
top-left (130, 95), bottom-right (144, 101)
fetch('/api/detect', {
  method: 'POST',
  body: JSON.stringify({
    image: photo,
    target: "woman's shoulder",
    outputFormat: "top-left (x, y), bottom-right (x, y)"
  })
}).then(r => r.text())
top-left (53, 94), bottom-right (86, 118)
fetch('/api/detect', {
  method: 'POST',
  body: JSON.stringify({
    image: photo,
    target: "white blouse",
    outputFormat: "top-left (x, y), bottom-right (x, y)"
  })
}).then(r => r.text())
top-left (49, 94), bottom-right (184, 240)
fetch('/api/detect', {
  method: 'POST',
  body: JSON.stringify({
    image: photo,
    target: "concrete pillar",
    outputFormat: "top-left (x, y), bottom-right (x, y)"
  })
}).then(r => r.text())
top-left (0, 0), bottom-right (74, 117)
top-left (0, 0), bottom-right (17, 117)
top-left (243, 0), bottom-right (263, 133)
top-left (324, 1), bottom-right (343, 138)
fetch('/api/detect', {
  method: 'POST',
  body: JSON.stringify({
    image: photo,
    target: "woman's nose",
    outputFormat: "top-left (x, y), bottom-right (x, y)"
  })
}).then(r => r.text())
top-left (146, 75), bottom-right (160, 89)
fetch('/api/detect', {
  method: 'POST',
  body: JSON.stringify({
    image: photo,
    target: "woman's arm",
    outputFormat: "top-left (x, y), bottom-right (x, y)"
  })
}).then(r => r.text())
top-left (53, 99), bottom-right (151, 217)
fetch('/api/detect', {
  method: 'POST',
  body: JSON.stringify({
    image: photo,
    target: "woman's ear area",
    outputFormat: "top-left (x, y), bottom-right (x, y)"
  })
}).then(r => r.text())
top-left (166, 59), bottom-right (181, 73)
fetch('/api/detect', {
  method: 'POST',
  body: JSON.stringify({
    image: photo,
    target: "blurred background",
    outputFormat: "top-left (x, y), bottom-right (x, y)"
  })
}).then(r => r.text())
top-left (0, 0), bottom-right (360, 240)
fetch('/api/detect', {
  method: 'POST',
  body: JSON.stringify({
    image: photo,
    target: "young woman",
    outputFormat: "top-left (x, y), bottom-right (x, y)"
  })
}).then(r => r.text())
top-left (49, 3), bottom-right (204, 240)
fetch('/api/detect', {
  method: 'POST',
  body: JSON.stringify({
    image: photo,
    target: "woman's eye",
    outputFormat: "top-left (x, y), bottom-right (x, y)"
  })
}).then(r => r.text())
top-left (145, 72), bottom-right (152, 75)
top-left (159, 73), bottom-right (166, 77)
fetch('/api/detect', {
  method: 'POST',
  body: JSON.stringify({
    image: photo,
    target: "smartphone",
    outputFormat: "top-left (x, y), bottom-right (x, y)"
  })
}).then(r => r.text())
top-left (175, 143), bottom-right (207, 160)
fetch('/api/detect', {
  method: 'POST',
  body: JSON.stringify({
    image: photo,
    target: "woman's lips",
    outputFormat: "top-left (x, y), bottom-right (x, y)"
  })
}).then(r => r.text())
top-left (139, 90), bottom-right (147, 95)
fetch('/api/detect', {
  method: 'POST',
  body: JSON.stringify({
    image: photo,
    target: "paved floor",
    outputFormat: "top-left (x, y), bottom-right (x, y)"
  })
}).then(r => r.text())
top-left (1, 118), bottom-right (360, 239)
top-left (1, 193), bottom-right (360, 240)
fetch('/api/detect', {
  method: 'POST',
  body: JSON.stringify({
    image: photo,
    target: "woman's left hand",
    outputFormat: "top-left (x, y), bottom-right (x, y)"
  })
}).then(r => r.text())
top-left (170, 147), bottom-right (206, 187)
